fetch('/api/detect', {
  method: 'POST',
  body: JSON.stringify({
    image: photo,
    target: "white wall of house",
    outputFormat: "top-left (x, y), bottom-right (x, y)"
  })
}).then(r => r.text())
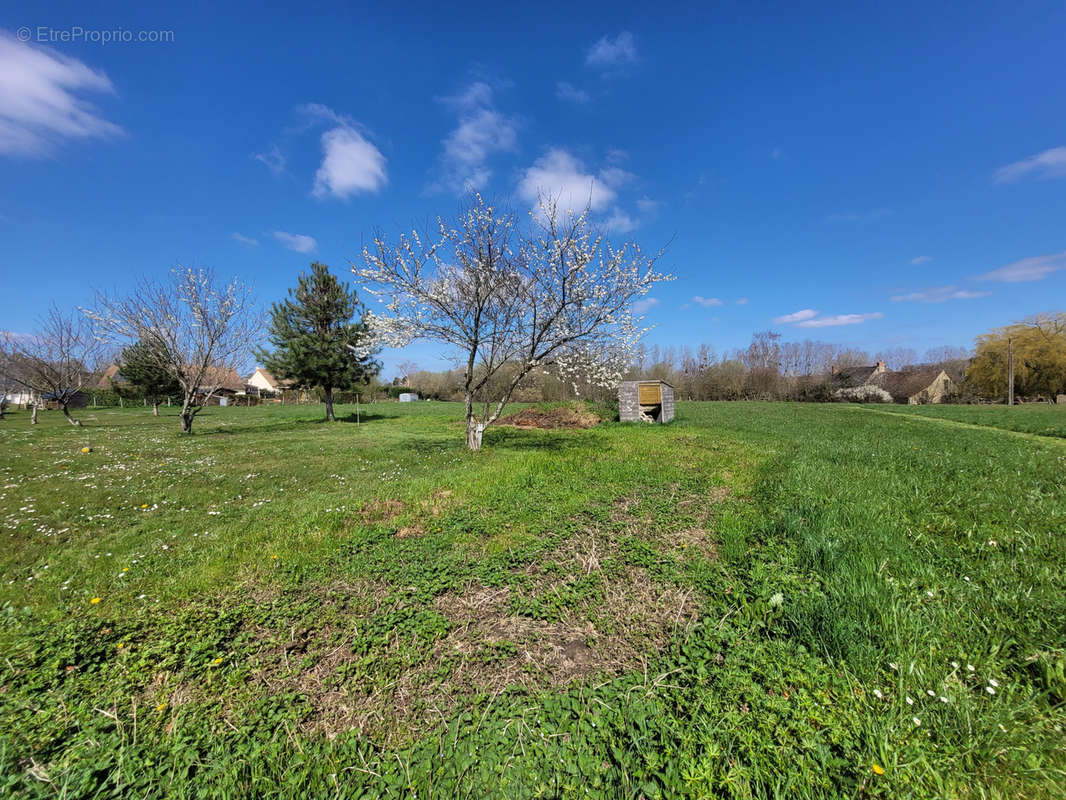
top-left (247, 369), bottom-right (278, 393)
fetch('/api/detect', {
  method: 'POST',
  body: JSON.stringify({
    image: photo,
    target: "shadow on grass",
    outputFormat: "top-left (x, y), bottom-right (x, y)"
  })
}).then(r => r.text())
top-left (484, 426), bottom-right (598, 452)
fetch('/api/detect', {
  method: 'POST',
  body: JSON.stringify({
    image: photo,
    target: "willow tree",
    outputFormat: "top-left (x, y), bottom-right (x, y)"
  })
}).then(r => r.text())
top-left (967, 312), bottom-right (1066, 399)
top-left (356, 194), bottom-right (670, 450)
top-left (258, 262), bottom-right (380, 421)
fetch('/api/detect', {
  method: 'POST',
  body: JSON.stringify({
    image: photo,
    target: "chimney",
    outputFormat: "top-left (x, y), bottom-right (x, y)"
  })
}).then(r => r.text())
top-left (875, 360), bottom-right (886, 373)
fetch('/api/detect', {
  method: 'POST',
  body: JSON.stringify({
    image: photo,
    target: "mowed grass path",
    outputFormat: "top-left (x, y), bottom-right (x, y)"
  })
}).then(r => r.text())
top-left (0, 402), bottom-right (1063, 798)
top-left (869, 402), bottom-right (1066, 439)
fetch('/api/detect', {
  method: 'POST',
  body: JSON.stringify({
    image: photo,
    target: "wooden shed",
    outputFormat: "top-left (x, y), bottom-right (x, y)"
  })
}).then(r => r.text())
top-left (618, 380), bottom-right (675, 424)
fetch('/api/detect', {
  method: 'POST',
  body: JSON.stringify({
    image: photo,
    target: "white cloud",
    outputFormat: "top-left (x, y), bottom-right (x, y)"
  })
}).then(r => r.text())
top-left (0, 31), bottom-right (123, 156)
top-left (555, 81), bottom-right (590, 104)
top-left (586, 32), bottom-right (638, 70)
top-left (636, 196), bottom-right (661, 213)
top-left (795, 312), bottom-right (883, 328)
top-left (773, 309), bottom-right (818, 324)
top-left (994, 146), bottom-right (1066, 183)
top-left (632, 297), bottom-right (659, 314)
top-left (517, 148), bottom-right (618, 212)
top-left (891, 285), bottom-right (990, 303)
top-left (434, 83), bottom-right (517, 192)
top-left (735, 297), bottom-right (749, 305)
top-left (231, 233), bottom-right (259, 247)
top-left (311, 126), bottom-right (387, 199)
top-left (691, 296), bottom-right (722, 308)
top-left (910, 255), bottom-right (932, 265)
top-left (272, 231), bottom-right (317, 253)
top-left (976, 251), bottom-right (1066, 283)
top-left (254, 145), bottom-right (286, 175)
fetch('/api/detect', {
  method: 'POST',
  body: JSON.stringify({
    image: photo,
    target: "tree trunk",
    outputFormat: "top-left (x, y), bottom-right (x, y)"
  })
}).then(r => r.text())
top-left (152, 402), bottom-right (159, 417)
top-left (61, 403), bottom-right (81, 426)
top-left (465, 415), bottom-right (484, 451)
top-left (31, 404), bottom-right (39, 425)
top-left (324, 386), bottom-right (335, 421)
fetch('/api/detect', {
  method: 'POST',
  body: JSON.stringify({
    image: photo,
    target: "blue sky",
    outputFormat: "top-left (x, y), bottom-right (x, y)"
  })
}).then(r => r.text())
top-left (2, 0), bottom-right (1064, 376)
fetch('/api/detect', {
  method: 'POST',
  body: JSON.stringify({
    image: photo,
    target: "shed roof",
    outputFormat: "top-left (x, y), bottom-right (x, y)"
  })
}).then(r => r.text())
top-left (871, 369), bottom-right (947, 400)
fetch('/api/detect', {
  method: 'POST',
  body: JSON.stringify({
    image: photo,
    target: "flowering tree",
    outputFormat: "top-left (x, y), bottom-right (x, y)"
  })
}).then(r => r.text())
top-left (90, 268), bottom-right (259, 433)
top-left (356, 194), bottom-right (671, 450)
top-left (0, 305), bottom-right (103, 426)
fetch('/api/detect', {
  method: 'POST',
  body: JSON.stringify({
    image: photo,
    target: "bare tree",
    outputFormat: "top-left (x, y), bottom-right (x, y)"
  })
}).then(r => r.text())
top-left (357, 194), bottom-right (671, 450)
top-left (89, 268), bottom-right (258, 433)
top-left (0, 306), bottom-right (102, 426)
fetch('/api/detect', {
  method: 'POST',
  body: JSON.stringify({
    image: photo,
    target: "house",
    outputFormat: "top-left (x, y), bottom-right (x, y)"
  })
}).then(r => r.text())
top-left (870, 369), bottom-right (953, 404)
top-left (194, 367), bottom-right (246, 405)
top-left (831, 360), bottom-right (887, 387)
top-left (97, 363), bottom-right (127, 390)
top-left (246, 367), bottom-right (292, 396)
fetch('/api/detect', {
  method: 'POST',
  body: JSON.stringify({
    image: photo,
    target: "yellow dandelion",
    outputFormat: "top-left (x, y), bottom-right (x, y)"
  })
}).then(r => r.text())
top-left (156, 703), bottom-right (167, 711)
top-left (271, 554), bottom-right (278, 559)
top-left (141, 504), bottom-right (148, 509)
top-left (90, 597), bottom-right (101, 604)
top-left (81, 447), bottom-right (91, 454)
top-left (872, 764), bottom-right (885, 775)
top-left (116, 642), bottom-right (125, 649)
top-left (212, 657), bottom-right (223, 665)
top-left (122, 567), bottom-right (129, 572)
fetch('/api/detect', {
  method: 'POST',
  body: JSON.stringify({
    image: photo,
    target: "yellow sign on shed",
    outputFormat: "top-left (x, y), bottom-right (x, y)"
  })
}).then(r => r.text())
top-left (637, 381), bottom-right (662, 405)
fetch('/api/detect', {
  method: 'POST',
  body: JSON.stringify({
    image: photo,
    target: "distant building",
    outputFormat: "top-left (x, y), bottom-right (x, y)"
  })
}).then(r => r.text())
top-left (96, 363), bottom-right (127, 390)
top-left (398, 392), bottom-right (419, 402)
top-left (831, 360), bottom-right (887, 387)
top-left (246, 367), bottom-right (292, 395)
top-left (871, 369), bottom-right (954, 404)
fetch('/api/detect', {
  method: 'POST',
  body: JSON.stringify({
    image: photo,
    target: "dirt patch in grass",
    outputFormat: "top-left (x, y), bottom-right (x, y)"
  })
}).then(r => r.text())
top-left (498, 403), bottom-right (601, 430)
top-left (358, 499), bottom-right (406, 523)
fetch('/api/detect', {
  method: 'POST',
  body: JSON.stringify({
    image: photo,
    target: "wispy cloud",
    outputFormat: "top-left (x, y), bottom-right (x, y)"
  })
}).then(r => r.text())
top-left (586, 32), bottom-right (638, 71)
top-left (231, 233), bottom-right (259, 247)
top-left (994, 146), bottom-right (1066, 183)
top-left (604, 209), bottom-right (638, 233)
top-left (691, 296), bottom-right (722, 308)
top-left (910, 255), bottom-right (932, 265)
top-left (0, 31), bottom-right (124, 156)
top-left (796, 312), bottom-right (883, 328)
top-left (555, 81), bottom-right (590, 104)
top-left (632, 297), bottom-right (659, 314)
top-left (272, 231), bottom-right (317, 253)
top-left (976, 251), bottom-right (1066, 283)
top-left (432, 81), bottom-right (517, 193)
top-left (771, 147), bottom-right (783, 160)
top-left (826, 209), bottom-right (891, 223)
top-left (891, 285), bottom-right (990, 303)
top-left (773, 309), bottom-right (818, 324)
top-left (253, 145), bottom-right (286, 175)
top-left (735, 297), bottom-right (749, 305)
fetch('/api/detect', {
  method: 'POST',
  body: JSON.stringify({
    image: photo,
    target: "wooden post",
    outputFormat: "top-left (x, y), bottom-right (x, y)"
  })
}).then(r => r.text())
top-left (1007, 336), bottom-right (1015, 406)
top-left (356, 394), bottom-right (360, 425)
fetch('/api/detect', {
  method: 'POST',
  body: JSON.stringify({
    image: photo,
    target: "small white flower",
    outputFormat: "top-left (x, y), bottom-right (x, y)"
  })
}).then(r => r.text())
top-left (951, 661), bottom-right (959, 669)
top-left (988, 679), bottom-right (999, 688)
top-left (926, 590), bottom-right (934, 597)
top-left (906, 696), bottom-right (914, 705)
top-left (967, 664), bottom-right (975, 672)
top-left (939, 696), bottom-right (948, 703)
top-left (873, 689), bottom-right (883, 699)
top-left (926, 690), bottom-right (935, 697)
top-left (913, 717), bottom-right (921, 726)
top-left (986, 686), bottom-right (995, 695)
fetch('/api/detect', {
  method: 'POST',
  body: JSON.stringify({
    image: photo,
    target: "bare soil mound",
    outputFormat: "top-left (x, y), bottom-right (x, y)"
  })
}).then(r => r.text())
top-left (498, 403), bottom-right (601, 429)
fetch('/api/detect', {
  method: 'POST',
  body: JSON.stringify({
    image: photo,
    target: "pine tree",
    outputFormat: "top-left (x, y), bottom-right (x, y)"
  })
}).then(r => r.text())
top-left (119, 339), bottom-right (182, 415)
top-left (259, 262), bottom-right (380, 420)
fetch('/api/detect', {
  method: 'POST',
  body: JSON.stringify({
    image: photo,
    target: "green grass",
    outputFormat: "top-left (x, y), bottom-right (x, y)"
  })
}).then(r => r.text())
top-left (1, 401), bottom-right (1064, 798)
top-left (868, 402), bottom-right (1066, 439)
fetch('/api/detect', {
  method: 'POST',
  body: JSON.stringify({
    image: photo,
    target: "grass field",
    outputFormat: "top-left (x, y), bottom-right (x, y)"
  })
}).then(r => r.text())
top-left (868, 402), bottom-right (1066, 440)
top-left (1, 401), bottom-right (1064, 798)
